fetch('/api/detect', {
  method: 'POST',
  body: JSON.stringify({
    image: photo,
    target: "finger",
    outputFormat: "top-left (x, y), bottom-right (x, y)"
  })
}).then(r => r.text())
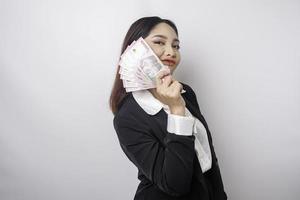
top-left (157, 69), bottom-right (170, 80)
top-left (162, 75), bottom-right (173, 88)
top-left (170, 81), bottom-right (183, 93)
top-left (170, 76), bottom-right (176, 83)
top-left (156, 69), bottom-right (170, 86)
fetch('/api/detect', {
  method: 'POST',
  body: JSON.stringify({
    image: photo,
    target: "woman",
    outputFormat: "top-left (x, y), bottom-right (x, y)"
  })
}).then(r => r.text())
top-left (110, 16), bottom-right (227, 200)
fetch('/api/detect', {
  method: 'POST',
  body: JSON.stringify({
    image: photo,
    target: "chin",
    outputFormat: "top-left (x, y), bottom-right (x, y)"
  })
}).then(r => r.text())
top-left (163, 65), bottom-right (177, 75)
top-left (170, 67), bottom-right (177, 74)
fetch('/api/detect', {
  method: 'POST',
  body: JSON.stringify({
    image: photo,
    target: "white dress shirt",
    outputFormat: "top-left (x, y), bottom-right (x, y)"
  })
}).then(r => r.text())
top-left (132, 90), bottom-right (212, 173)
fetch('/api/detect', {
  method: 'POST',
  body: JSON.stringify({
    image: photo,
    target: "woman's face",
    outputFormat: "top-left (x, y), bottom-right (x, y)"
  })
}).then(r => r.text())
top-left (144, 23), bottom-right (181, 74)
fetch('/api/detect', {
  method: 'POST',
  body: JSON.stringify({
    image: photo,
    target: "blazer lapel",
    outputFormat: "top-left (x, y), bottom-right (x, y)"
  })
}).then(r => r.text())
top-left (182, 94), bottom-right (205, 124)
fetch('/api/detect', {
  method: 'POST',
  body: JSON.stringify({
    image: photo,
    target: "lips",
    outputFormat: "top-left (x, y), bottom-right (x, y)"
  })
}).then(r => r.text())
top-left (162, 59), bottom-right (176, 66)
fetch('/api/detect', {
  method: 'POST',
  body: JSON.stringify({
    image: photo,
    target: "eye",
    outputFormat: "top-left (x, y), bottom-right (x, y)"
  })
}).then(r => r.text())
top-left (153, 41), bottom-right (165, 45)
top-left (173, 44), bottom-right (180, 50)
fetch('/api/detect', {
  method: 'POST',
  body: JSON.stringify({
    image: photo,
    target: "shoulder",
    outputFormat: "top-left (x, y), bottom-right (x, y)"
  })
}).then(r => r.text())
top-left (180, 82), bottom-right (198, 101)
top-left (113, 93), bottom-right (153, 139)
top-left (180, 82), bottom-right (202, 113)
top-left (113, 93), bottom-right (147, 125)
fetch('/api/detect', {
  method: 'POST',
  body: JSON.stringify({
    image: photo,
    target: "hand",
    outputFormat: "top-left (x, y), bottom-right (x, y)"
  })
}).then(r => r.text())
top-left (149, 70), bottom-right (186, 116)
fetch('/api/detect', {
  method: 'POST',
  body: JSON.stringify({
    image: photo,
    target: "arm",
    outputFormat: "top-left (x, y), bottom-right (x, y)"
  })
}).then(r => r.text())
top-left (113, 114), bottom-right (195, 197)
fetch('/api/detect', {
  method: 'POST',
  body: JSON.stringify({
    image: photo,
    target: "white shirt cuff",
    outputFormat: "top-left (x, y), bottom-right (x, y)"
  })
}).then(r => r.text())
top-left (167, 114), bottom-right (195, 136)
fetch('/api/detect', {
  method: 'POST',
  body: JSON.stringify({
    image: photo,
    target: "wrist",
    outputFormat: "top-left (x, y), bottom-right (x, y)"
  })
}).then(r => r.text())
top-left (170, 106), bottom-right (185, 116)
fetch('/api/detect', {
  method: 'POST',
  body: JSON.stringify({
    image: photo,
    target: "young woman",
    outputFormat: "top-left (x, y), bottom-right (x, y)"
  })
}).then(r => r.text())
top-left (110, 16), bottom-right (227, 200)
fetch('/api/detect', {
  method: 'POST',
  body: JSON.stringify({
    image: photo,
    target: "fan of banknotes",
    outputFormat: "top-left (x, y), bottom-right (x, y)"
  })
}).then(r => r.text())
top-left (118, 37), bottom-right (170, 92)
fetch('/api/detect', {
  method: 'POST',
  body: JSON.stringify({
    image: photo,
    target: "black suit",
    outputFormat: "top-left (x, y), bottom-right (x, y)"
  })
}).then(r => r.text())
top-left (113, 83), bottom-right (227, 200)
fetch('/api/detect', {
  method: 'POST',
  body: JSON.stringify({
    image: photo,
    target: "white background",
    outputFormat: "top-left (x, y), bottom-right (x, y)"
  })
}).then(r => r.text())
top-left (1, 0), bottom-right (300, 199)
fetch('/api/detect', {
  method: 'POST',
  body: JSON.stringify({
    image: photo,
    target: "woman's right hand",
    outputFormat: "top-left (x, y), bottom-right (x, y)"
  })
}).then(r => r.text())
top-left (151, 70), bottom-right (186, 116)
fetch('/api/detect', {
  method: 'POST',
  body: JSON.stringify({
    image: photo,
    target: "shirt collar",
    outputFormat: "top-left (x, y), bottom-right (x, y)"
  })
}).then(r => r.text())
top-left (132, 90), bottom-right (166, 115)
top-left (132, 89), bottom-right (186, 115)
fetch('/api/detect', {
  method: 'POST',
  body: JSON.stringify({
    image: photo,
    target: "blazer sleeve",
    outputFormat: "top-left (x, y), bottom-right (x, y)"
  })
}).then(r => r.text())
top-left (113, 113), bottom-right (196, 197)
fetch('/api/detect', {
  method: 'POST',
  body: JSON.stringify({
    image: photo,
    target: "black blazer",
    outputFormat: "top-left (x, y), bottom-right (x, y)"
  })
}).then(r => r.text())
top-left (113, 83), bottom-right (227, 200)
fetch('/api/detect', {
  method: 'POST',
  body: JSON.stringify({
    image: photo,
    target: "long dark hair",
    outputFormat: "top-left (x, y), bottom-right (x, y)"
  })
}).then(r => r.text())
top-left (109, 16), bottom-right (179, 115)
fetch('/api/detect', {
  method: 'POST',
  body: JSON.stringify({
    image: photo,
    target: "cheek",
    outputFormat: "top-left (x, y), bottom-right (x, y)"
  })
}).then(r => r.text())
top-left (149, 45), bottom-right (164, 57)
top-left (176, 54), bottom-right (181, 64)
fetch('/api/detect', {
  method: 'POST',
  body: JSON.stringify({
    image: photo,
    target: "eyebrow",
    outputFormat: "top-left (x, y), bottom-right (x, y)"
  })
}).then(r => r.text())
top-left (152, 34), bottom-right (180, 42)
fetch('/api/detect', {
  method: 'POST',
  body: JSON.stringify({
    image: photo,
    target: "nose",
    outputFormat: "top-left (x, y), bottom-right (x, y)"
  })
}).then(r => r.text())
top-left (164, 45), bottom-right (176, 58)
